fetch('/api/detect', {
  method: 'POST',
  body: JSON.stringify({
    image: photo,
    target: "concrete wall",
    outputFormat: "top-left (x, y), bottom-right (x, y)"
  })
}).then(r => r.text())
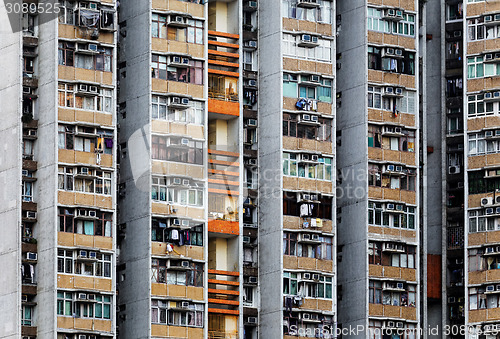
top-left (335, 0), bottom-right (370, 334)
top-left (117, 1), bottom-right (153, 338)
top-left (257, 0), bottom-right (284, 336)
top-left (0, 3), bottom-right (22, 337)
top-left (424, 0), bottom-right (444, 335)
top-left (36, 12), bottom-right (59, 337)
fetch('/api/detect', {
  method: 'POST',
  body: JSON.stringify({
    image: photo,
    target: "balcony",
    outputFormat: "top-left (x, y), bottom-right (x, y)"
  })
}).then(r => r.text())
top-left (208, 269), bottom-right (239, 339)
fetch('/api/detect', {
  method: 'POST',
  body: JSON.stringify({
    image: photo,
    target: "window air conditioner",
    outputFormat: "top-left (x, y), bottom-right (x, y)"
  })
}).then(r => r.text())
top-left (89, 251), bottom-right (97, 259)
top-left (88, 294), bottom-right (96, 301)
top-left (396, 282), bottom-right (404, 289)
top-left (486, 54), bottom-right (493, 60)
top-left (387, 165), bottom-right (395, 171)
top-left (248, 80), bottom-right (257, 87)
top-left (482, 197), bottom-right (493, 206)
top-left (22, 170), bottom-right (29, 177)
top-left (453, 31), bottom-right (461, 37)
top-left (88, 211), bottom-right (97, 218)
top-left (485, 92), bottom-right (493, 100)
top-left (311, 155), bottom-right (319, 161)
top-left (243, 236), bottom-right (251, 243)
top-left (181, 261), bottom-right (190, 267)
top-left (246, 40), bottom-right (257, 48)
top-left (172, 219), bottom-right (181, 226)
top-left (182, 179), bottom-right (190, 186)
top-left (248, 316), bottom-right (257, 324)
top-left (182, 57), bottom-right (190, 65)
top-left (173, 178), bottom-right (181, 185)
top-left (247, 119), bottom-right (257, 127)
top-left (486, 247), bottom-right (495, 253)
top-left (395, 49), bottom-right (403, 56)
top-left (246, 158), bottom-right (257, 166)
top-left (25, 211), bottom-right (36, 219)
top-left (484, 15), bottom-right (493, 23)
top-left (79, 250), bottom-right (88, 258)
top-left (486, 208), bottom-right (494, 215)
top-left (395, 165), bottom-right (403, 172)
top-left (88, 43), bottom-right (98, 52)
top-left (78, 293), bottom-right (87, 300)
top-left (396, 322), bottom-right (404, 328)
top-left (79, 335), bottom-right (87, 339)
top-left (310, 75), bottom-right (320, 82)
top-left (23, 87), bottom-right (31, 94)
top-left (302, 234), bottom-right (311, 241)
top-left (311, 234), bottom-right (320, 241)
top-left (79, 84), bottom-right (88, 92)
top-left (181, 138), bottom-right (189, 145)
top-left (302, 114), bottom-right (311, 121)
top-left (395, 10), bottom-right (403, 18)
top-left (395, 87), bottom-right (403, 95)
top-left (302, 272), bottom-right (311, 280)
top-left (310, 115), bottom-right (319, 123)
top-left (448, 165), bottom-right (460, 174)
top-left (302, 313), bottom-right (310, 320)
top-left (387, 321), bottom-right (395, 328)
top-left (22, 294), bottom-right (28, 302)
top-left (386, 203), bottom-right (395, 210)
top-left (487, 285), bottom-right (495, 292)
top-left (248, 276), bottom-right (258, 284)
top-left (79, 167), bottom-right (89, 175)
top-left (385, 87), bottom-right (394, 94)
top-left (385, 9), bottom-right (395, 17)
top-left (486, 130), bottom-right (494, 138)
top-left (312, 273), bottom-right (320, 280)
top-left (26, 252), bottom-right (37, 260)
top-left (172, 56), bottom-right (182, 64)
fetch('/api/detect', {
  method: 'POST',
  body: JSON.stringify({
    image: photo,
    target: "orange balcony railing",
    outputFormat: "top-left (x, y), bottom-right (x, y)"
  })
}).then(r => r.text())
top-left (208, 269), bottom-right (240, 315)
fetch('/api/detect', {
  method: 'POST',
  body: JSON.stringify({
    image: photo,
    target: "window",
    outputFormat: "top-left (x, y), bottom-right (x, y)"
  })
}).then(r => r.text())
top-left (22, 305), bottom-right (34, 325)
top-left (282, 0), bottom-right (332, 24)
top-left (369, 242), bottom-right (382, 265)
top-left (368, 47), bottom-right (415, 75)
top-left (468, 132), bottom-right (500, 156)
top-left (283, 232), bottom-right (333, 260)
top-left (59, 166), bottom-right (112, 195)
top-left (368, 86), bottom-right (382, 109)
top-left (57, 291), bottom-right (73, 316)
top-left (469, 210), bottom-right (499, 233)
top-left (468, 56), bottom-right (485, 79)
top-left (152, 96), bottom-right (204, 125)
top-left (368, 202), bottom-right (416, 230)
top-left (152, 14), bottom-right (204, 44)
top-left (368, 125), bottom-right (382, 148)
top-left (283, 153), bottom-right (332, 181)
top-left (283, 74), bottom-right (332, 103)
top-left (58, 83), bottom-right (113, 113)
top-left (283, 192), bottom-right (333, 219)
top-left (151, 136), bottom-right (204, 164)
top-left (59, 41), bottom-right (113, 72)
top-left (282, 33), bottom-right (333, 62)
top-left (58, 41), bottom-right (75, 66)
top-left (58, 208), bottom-right (112, 237)
top-left (76, 294), bottom-right (112, 319)
top-left (151, 259), bottom-right (204, 287)
top-left (468, 94), bottom-right (498, 117)
top-left (152, 56), bottom-right (204, 84)
top-left (446, 3), bottom-right (463, 21)
top-left (22, 181), bottom-right (33, 202)
top-left (368, 164), bottom-right (416, 191)
top-left (283, 272), bottom-right (298, 295)
top-left (57, 249), bottom-right (111, 277)
top-left (151, 177), bottom-right (204, 206)
top-left (367, 8), bottom-right (415, 37)
top-left (469, 169), bottom-right (500, 194)
top-left (469, 287), bottom-right (500, 310)
top-left (370, 280), bottom-right (416, 307)
top-left (151, 300), bottom-right (204, 327)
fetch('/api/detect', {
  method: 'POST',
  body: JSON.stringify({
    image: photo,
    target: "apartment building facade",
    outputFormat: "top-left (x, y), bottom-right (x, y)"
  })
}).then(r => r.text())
top-left (336, 0), bottom-right (422, 336)
top-left (0, 0), bottom-right (119, 338)
top-left (463, 0), bottom-right (500, 337)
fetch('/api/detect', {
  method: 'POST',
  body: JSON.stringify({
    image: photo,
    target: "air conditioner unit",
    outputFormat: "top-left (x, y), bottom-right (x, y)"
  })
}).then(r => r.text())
top-left (453, 30), bottom-right (462, 37)
top-left (448, 166), bottom-right (460, 174)
top-left (79, 84), bottom-right (88, 92)
top-left (78, 293), bottom-right (87, 300)
top-left (79, 167), bottom-right (89, 175)
top-left (310, 115), bottom-right (319, 123)
top-left (247, 119), bottom-right (257, 127)
top-left (396, 282), bottom-right (404, 289)
top-left (495, 14), bottom-right (500, 21)
top-left (172, 178), bottom-right (181, 185)
top-left (482, 197), bottom-right (494, 206)
top-left (88, 294), bottom-right (96, 301)
top-left (77, 209), bottom-right (88, 217)
top-left (79, 335), bottom-right (86, 339)
top-left (395, 10), bottom-right (403, 18)
top-left (310, 194), bottom-right (318, 201)
top-left (246, 158), bottom-right (257, 166)
top-left (485, 15), bottom-right (493, 23)
top-left (486, 208), bottom-right (494, 215)
top-left (23, 87), bottom-right (31, 94)
top-left (302, 234), bottom-right (311, 241)
top-left (170, 15), bottom-right (185, 24)
top-left (247, 80), bottom-right (257, 87)
top-left (310, 75), bottom-right (320, 83)
top-left (387, 165), bottom-right (395, 171)
top-left (487, 285), bottom-right (495, 292)
top-left (181, 261), bottom-right (190, 267)
top-left (385, 87), bottom-right (394, 94)
top-left (485, 92), bottom-right (493, 100)
top-left (387, 321), bottom-right (395, 328)
top-left (88, 211), bottom-right (97, 218)
top-left (312, 273), bottom-right (320, 280)
top-left (302, 114), bottom-right (311, 121)
top-left (246, 40), bottom-right (257, 48)
top-left (89, 86), bottom-right (98, 93)
top-left (181, 138), bottom-right (189, 145)
top-left (395, 166), bottom-right (403, 172)
top-left (486, 130), bottom-right (494, 138)
top-left (22, 170), bottom-right (29, 177)
top-left (25, 211), bottom-right (36, 219)
top-left (172, 56), bottom-right (182, 64)
top-left (89, 251), bottom-right (97, 259)
top-left (311, 234), bottom-right (320, 241)
top-left (181, 301), bottom-right (189, 308)
top-left (395, 49), bottom-right (403, 57)
top-left (395, 87), bottom-right (403, 95)
top-left (26, 252), bottom-right (37, 260)
top-left (243, 236), bottom-right (251, 243)
top-left (301, 34), bottom-right (311, 42)
top-left (172, 219), bottom-right (181, 226)
top-left (396, 322), bottom-right (404, 328)
top-left (302, 272), bottom-right (311, 280)
top-left (486, 247), bottom-right (495, 253)
top-left (302, 313), bottom-right (310, 320)
top-left (486, 54), bottom-right (493, 61)
top-left (387, 203), bottom-right (395, 210)
top-left (182, 179), bottom-right (190, 186)
top-left (79, 250), bottom-right (88, 258)
top-left (387, 48), bottom-right (395, 55)
top-left (22, 294), bottom-right (28, 302)
top-left (385, 9), bottom-right (396, 17)
top-left (311, 155), bottom-right (319, 161)
top-left (88, 43), bottom-right (98, 52)
top-left (182, 220), bottom-right (190, 227)
top-left (248, 316), bottom-right (257, 324)
top-left (248, 276), bottom-right (258, 284)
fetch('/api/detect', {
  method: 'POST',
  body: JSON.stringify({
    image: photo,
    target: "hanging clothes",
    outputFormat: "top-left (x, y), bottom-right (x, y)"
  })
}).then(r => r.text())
top-left (300, 203), bottom-right (309, 217)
